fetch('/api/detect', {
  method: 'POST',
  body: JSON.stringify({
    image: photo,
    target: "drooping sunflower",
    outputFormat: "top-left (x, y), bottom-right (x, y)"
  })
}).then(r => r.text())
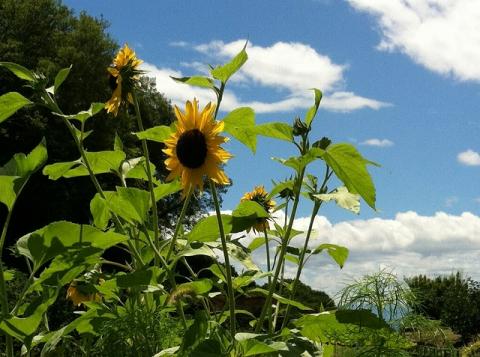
top-left (163, 99), bottom-right (232, 192)
top-left (105, 44), bottom-right (143, 116)
top-left (241, 186), bottom-right (276, 232)
top-left (66, 281), bottom-right (101, 307)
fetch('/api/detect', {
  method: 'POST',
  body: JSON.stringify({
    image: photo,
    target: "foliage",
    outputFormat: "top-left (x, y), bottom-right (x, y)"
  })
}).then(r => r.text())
top-left (0, 16), bottom-right (385, 357)
top-left (406, 272), bottom-right (480, 344)
top-left (0, 0), bottom-right (221, 267)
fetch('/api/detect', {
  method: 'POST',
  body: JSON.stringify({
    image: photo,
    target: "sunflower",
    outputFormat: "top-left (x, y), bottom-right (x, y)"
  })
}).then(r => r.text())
top-left (163, 99), bottom-right (232, 192)
top-left (241, 186), bottom-right (276, 232)
top-left (66, 281), bottom-right (101, 307)
top-left (105, 44), bottom-right (143, 116)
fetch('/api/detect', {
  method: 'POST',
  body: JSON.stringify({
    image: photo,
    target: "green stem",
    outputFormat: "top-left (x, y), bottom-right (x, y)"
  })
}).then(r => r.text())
top-left (263, 228), bottom-right (272, 286)
top-left (281, 166), bottom-right (331, 328)
top-left (281, 202), bottom-right (320, 329)
top-left (132, 91), bottom-right (161, 261)
top-left (165, 186), bottom-right (192, 261)
top-left (209, 180), bottom-right (236, 339)
top-left (0, 208), bottom-right (13, 356)
top-left (271, 260), bottom-right (285, 333)
top-left (255, 168), bottom-right (306, 334)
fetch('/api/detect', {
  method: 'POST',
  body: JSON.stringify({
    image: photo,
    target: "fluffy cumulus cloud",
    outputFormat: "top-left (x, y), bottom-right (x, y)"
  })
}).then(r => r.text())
top-left (141, 40), bottom-right (389, 113)
top-left (360, 138), bottom-right (394, 147)
top-left (347, 0), bottom-right (480, 81)
top-left (457, 149), bottom-right (480, 166)
top-left (242, 210), bottom-right (480, 297)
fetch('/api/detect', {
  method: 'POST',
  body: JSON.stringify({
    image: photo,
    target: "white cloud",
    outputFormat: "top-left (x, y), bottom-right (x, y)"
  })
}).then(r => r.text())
top-left (457, 149), bottom-right (480, 166)
top-left (245, 211), bottom-right (480, 297)
top-left (347, 0), bottom-right (480, 81)
top-left (360, 138), bottom-right (394, 147)
top-left (142, 40), bottom-right (390, 113)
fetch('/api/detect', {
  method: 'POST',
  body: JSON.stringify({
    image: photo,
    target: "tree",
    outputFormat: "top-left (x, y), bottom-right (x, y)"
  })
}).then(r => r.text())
top-left (0, 0), bottom-right (225, 267)
top-left (406, 272), bottom-right (480, 344)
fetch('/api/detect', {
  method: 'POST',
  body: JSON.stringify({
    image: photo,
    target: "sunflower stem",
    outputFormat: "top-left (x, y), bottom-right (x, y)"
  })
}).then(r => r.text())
top-left (132, 90), bottom-right (161, 265)
top-left (209, 180), bottom-right (236, 340)
top-left (281, 201), bottom-right (320, 329)
top-left (45, 93), bottom-right (143, 268)
top-left (255, 168), bottom-right (306, 334)
top-left (165, 186), bottom-right (192, 262)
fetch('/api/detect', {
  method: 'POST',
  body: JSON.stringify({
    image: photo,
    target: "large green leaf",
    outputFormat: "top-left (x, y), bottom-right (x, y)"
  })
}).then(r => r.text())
top-left (312, 243), bottom-right (349, 268)
top-left (188, 214), bottom-right (256, 243)
top-left (135, 125), bottom-right (172, 143)
top-left (232, 200), bottom-right (269, 219)
top-left (16, 221), bottom-right (127, 268)
top-left (0, 287), bottom-right (58, 343)
top-left (0, 139), bottom-right (48, 210)
top-left (0, 62), bottom-right (35, 81)
top-left (0, 92), bottom-right (32, 124)
top-left (43, 150), bottom-right (125, 180)
top-left (53, 65), bottom-right (71, 93)
top-left (211, 44), bottom-right (248, 83)
top-left (222, 107), bottom-right (256, 153)
top-left (90, 193), bottom-right (111, 230)
top-left (171, 76), bottom-right (215, 89)
top-left (178, 311), bottom-right (208, 357)
top-left (154, 180), bottom-right (182, 201)
top-left (254, 122), bottom-right (293, 142)
top-left (54, 102), bottom-right (104, 123)
top-left (321, 143), bottom-right (377, 209)
top-left (107, 187), bottom-right (151, 224)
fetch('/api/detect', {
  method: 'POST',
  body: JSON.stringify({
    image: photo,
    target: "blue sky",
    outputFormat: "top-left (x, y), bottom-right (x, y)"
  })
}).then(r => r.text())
top-left (64, 0), bottom-right (480, 293)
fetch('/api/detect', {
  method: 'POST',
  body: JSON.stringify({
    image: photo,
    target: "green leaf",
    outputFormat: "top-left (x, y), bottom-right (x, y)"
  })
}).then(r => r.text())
top-left (54, 102), bottom-right (104, 123)
top-left (225, 243), bottom-right (259, 271)
top-left (314, 186), bottom-right (361, 214)
top-left (268, 179), bottom-right (294, 199)
top-left (0, 287), bottom-right (58, 342)
top-left (43, 151), bottom-right (126, 180)
top-left (188, 215), bottom-right (232, 243)
top-left (107, 187), bottom-right (151, 224)
top-left (154, 181), bottom-right (182, 201)
top-left (248, 237), bottom-right (266, 252)
top-left (0, 176), bottom-right (19, 210)
top-left (90, 194), bottom-right (111, 230)
top-left (304, 88), bottom-right (322, 127)
top-left (248, 288), bottom-right (312, 311)
top-left (272, 148), bottom-right (320, 173)
top-left (179, 311), bottom-right (208, 357)
top-left (135, 125), bottom-right (172, 143)
top-left (16, 221), bottom-right (127, 268)
top-left (175, 279), bottom-right (213, 297)
top-left (53, 65), bottom-right (72, 93)
top-left (211, 44), bottom-right (248, 83)
top-left (114, 132), bottom-right (124, 151)
top-left (312, 243), bottom-right (349, 268)
top-left (0, 92), bottom-right (32, 124)
top-left (321, 143), bottom-right (377, 209)
top-left (171, 76), bottom-right (215, 89)
top-left (0, 139), bottom-right (48, 210)
top-left (232, 200), bottom-right (269, 219)
top-left (0, 62), bottom-right (35, 81)
top-left (190, 339), bottom-right (225, 357)
top-left (222, 107), bottom-right (256, 153)
top-left (254, 122), bottom-right (293, 142)
top-left (240, 338), bottom-right (284, 356)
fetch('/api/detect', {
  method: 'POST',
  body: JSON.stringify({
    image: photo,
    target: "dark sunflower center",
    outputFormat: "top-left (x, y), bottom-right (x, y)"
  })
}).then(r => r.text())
top-left (176, 129), bottom-right (208, 169)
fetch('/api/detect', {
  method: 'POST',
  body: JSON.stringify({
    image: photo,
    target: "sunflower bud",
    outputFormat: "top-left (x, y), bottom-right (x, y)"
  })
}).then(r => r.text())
top-left (313, 137), bottom-right (332, 150)
top-left (292, 116), bottom-right (309, 136)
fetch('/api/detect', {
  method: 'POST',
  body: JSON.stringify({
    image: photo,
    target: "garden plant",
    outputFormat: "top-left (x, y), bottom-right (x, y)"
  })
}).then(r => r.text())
top-left (0, 42), bottom-right (393, 356)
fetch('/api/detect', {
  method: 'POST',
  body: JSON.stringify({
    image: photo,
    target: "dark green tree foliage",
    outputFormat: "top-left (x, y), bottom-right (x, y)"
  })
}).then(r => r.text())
top-left (406, 272), bottom-right (480, 344)
top-left (0, 0), bottom-right (223, 266)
